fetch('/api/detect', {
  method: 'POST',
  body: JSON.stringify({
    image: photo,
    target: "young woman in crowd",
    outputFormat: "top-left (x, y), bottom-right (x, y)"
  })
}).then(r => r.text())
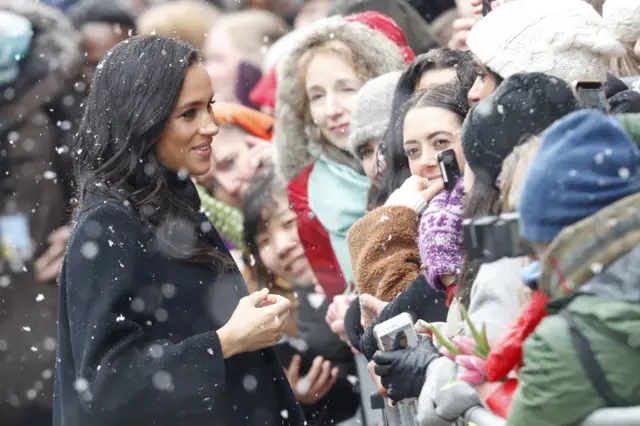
top-left (464, 0), bottom-right (632, 106)
top-left (242, 165), bottom-right (360, 425)
top-left (55, 35), bottom-right (302, 425)
top-left (375, 48), bottom-right (472, 207)
top-left (346, 71), bottom-right (402, 209)
top-left (274, 15), bottom-right (408, 299)
top-left (347, 84), bottom-right (468, 304)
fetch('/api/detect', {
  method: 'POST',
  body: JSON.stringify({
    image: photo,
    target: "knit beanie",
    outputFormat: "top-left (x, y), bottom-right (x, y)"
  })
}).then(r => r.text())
top-left (347, 71), bottom-right (401, 158)
top-left (461, 72), bottom-right (581, 186)
top-left (344, 11), bottom-right (415, 63)
top-left (466, 0), bottom-right (626, 83)
top-left (603, 0), bottom-right (640, 43)
top-left (519, 110), bottom-right (640, 243)
top-left (0, 11), bottom-right (33, 86)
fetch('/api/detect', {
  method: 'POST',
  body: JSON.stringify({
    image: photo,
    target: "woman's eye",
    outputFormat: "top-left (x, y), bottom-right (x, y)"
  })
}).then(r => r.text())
top-left (405, 148), bottom-right (419, 158)
top-left (361, 148), bottom-right (374, 159)
top-left (182, 108), bottom-right (196, 119)
top-left (283, 219), bottom-right (296, 229)
top-left (257, 238), bottom-right (270, 248)
top-left (434, 139), bottom-right (450, 147)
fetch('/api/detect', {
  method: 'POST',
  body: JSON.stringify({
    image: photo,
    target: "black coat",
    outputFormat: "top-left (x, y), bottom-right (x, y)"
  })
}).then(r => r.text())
top-left (53, 179), bottom-right (304, 426)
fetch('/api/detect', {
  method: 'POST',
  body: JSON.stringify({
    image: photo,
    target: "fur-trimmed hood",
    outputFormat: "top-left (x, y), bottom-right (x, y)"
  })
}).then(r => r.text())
top-left (0, 0), bottom-right (81, 125)
top-left (274, 16), bottom-right (407, 182)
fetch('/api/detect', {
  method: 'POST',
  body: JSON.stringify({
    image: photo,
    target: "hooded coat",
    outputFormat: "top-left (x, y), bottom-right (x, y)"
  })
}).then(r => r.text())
top-left (0, 2), bottom-right (81, 423)
top-left (274, 16), bottom-right (406, 300)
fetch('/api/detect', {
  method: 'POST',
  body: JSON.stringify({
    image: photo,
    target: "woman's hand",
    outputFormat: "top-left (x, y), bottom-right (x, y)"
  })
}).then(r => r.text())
top-left (448, 17), bottom-right (478, 50)
top-left (367, 360), bottom-right (388, 398)
top-left (359, 294), bottom-right (388, 328)
top-left (217, 288), bottom-right (291, 358)
top-left (34, 225), bottom-right (71, 282)
top-left (286, 355), bottom-right (338, 405)
top-left (385, 175), bottom-right (445, 214)
top-left (373, 338), bottom-right (441, 402)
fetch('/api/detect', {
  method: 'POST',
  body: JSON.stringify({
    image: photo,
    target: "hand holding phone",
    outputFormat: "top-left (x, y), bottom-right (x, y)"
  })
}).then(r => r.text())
top-left (438, 149), bottom-right (462, 192)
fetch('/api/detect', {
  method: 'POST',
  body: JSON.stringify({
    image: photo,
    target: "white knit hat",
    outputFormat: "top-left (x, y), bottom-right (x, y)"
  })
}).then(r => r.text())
top-left (347, 71), bottom-right (402, 157)
top-left (467, 0), bottom-right (627, 83)
top-left (603, 0), bottom-right (640, 43)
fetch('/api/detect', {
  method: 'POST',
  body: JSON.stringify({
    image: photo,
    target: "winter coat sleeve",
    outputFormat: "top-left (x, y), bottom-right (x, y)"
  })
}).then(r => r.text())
top-left (467, 257), bottom-right (525, 344)
top-left (417, 357), bottom-right (481, 426)
top-left (347, 205), bottom-right (421, 302)
top-left (64, 203), bottom-right (228, 417)
top-left (507, 315), bottom-right (603, 426)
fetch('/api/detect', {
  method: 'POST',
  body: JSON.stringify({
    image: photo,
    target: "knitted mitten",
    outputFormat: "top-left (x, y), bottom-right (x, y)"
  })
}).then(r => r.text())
top-left (418, 178), bottom-right (465, 291)
top-left (196, 185), bottom-right (245, 250)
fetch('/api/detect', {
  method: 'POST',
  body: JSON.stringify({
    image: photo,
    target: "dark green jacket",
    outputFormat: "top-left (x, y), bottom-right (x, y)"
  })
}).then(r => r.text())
top-left (617, 113), bottom-right (640, 148)
top-left (508, 193), bottom-right (640, 426)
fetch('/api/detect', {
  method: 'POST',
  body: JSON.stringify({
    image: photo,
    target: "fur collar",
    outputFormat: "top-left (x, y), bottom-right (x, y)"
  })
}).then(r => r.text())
top-left (274, 16), bottom-right (406, 182)
top-left (0, 0), bottom-right (82, 121)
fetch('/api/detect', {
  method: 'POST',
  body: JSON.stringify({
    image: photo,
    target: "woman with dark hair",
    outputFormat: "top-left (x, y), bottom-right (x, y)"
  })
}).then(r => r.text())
top-left (54, 35), bottom-right (302, 426)
top-left (242, 165), bottom-right (360, 425)
top-left (374, 48), bottom-right (474, 207)
top-left (348, 84), bottom-right (468, 305)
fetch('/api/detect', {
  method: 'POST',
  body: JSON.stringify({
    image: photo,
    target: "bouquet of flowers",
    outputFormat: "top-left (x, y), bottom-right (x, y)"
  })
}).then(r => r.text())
top-left (429, 290), bottom-right (550, 418)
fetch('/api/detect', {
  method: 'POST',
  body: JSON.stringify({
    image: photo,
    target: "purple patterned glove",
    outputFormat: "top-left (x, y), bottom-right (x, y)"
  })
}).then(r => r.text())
top-left (418, 179), bottom-right (466, 291)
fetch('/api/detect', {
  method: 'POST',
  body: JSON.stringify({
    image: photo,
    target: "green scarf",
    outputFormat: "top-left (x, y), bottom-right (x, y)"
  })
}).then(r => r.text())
top-left (196, 185), bottom-right (245, 250)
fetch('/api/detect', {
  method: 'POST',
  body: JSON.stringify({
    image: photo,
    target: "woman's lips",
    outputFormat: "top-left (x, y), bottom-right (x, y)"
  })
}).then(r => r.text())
top-left (330, 124), bottom-right (349, 134)
top-left (191, 145), bottom-right (212, 157)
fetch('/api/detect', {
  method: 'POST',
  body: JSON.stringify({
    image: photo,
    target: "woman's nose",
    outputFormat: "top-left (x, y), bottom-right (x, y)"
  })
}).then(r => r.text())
top-left (325, 94), bottom-right (343, 119)
top-left (420, 149), bottom-right (438, 167)
top-left (275, 233), bottom-right (295, 257)
top-left (200, 113), bottom-right (219, 137)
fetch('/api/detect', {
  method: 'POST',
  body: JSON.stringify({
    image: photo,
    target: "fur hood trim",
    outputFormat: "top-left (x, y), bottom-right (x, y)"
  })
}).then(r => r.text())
top-left (0, 0), bottom-right (82, 124)
top-left (274, 16), bottom-right (406, 182)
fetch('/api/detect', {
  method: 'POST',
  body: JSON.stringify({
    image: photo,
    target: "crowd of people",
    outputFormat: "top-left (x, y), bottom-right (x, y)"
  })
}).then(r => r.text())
top-left (1, 0), bottom-right (640, 425)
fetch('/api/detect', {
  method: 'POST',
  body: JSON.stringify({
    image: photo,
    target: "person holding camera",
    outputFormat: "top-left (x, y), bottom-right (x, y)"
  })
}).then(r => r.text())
top-left (507, 110), bottom-right (640, 426)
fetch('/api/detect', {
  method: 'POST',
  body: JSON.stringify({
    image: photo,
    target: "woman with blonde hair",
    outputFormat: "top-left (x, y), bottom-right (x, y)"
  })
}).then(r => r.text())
top-left (204, 9), bottom-right (289, 105)
top-left (136, 0), bottom-right (220, 50)
top-left (274, 14), bottom-right (410, 300)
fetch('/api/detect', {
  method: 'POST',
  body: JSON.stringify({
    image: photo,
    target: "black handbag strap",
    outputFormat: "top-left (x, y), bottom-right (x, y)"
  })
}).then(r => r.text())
top-left (560, 309), bottom-right (629, 407)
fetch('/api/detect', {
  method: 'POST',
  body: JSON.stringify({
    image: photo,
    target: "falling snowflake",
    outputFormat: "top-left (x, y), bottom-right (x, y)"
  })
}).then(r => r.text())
top-left (81, 241), bottom-right (99, 259)
top-left (619, 168), bottom-right (631, 179)
top-left (22, 326), bottom-right (31, 332)
top-left (242, 374), bottom-right (258, 392)
top-left (207, 348), bottom-right (214, 355)
top-left (116, 314), bottom-right (125, 322)
top-left (152, 370), bottom-right (174, 391)
top-left (74, 378), bottom-right (90, 393)
top-left (108, 240), bottom-right (114, 247)
top-left (280, 410), bottom-right (289, 419)
top-left (31, 346), bottom-right (38, 352)
top-left (35, 294), bottom-right (44, 302)
top-left (590, 263), bottom-right (603, 274)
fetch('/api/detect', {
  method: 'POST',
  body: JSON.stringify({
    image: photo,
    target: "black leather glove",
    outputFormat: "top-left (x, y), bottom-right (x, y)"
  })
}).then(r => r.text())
top-left (373, 337), bottom-right (440, 402)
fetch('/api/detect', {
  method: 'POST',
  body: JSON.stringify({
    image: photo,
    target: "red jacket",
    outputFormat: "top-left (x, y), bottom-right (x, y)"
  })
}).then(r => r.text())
top-left (288, 165), bottom-right (352, 301)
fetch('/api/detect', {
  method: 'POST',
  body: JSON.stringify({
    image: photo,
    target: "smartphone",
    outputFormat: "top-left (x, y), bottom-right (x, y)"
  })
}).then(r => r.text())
top-left (438, 149), bottom-right (461, 192)
top-left (482, 0), bottom-right (492, 16)
top-left (572, 80), bottom-right (609, 113)
top-left (373, 312), bottom-right (419, 352)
